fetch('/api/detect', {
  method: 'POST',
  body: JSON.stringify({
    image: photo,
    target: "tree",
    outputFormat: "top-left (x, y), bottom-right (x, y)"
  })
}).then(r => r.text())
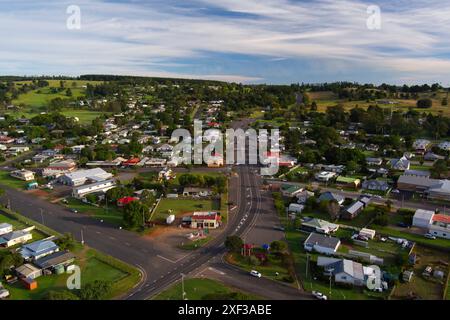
top-left (56, 233), bottom-right (76, 251)
top-left (431, 159), bottom-right (448, 178)
top-left (270, 240), bottom-right (288, 253)
top-left (417, 98), bottom-right (432, 109)
top-left (123, 201), bottom-right (149, 229)
top-left (224, 236), bottom-right (243, 253)
top-left (66, 88), bottom-right (72, 97)
top-left (79, 280), bottom-right (111, 300)
top-left (326, 199), bottom-right (340, 220)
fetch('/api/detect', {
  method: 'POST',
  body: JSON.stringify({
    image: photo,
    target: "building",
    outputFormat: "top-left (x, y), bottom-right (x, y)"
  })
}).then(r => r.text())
top-left (390, 156), bottom-right (410, 171)
top-left (300, 218), bottom-right (339, 234)
top-left (341, 200), bottom-right (365, 220)
top-left (317, 257), bottom-right (380, 288)
top-left (34, 251), bottom-right (76, 270)
top-left (366, 157), bottom-right (383, 166)
top-left (42, 160), bottom-right (77, 177)
top-left (318, 192), bottom-right (345, 205)
top-left (117, 196), bottom-right (139, 207)
top-left (425, 180), bottom-right (450, 201)
top-left (362, 180), bottom-right (390, 192)
top-left (438, 141), bottom-right (450, 151)
top-left (0, 223), bottom-right (13, 236)
top-left (72, 179), bottom-right (116, 199)
top-left (428, 214), bottom-right (450, 239)
top-left (412, 209), bottom-right (435, 228)
top-left (20, 239), bottom-right (59, 261)
top-left (145, 158), bottom-right (167, 167)
top-left (295, 190), bottom-right (314, 204)
top-left (59, 168), bottom-right (113, 186)
top-left (404, 169), bottom-right (430, 178)
top-left (10, 169), bottom-right (35, 181)
top-left (359, 228), bottom-right (376, 239)
top-left (288, 203), bottom-right (304, 213)
top-left (190, 212), bottom-right (221, 229)
top-left (397, 175), bottom-right (437, 193)
top-left (304, 233), bottom-right (341, 255)
top-left (182, 187), bottom-right (211, 197)
top-left (206, 154), bottom-right (224, 168)
top-left (281, 184), bottom-right (304, 197)
top-left (424, 152), bottom-right (445, 161)
top-left (315, 171), bottom-right (337, 182)
top-left (15, 264), bottom-right (42, 280)
top-left (0, 229), bottom-right (33, 248)
top-left (412, 139), bottom-right (431, 153)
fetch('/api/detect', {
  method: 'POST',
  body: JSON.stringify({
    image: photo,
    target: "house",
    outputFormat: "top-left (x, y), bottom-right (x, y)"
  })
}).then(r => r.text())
top-left (20, 239), bottom-right (59, 261)
top-left (390, 156), bottom-right (410, 171)
top-left (122, 158), bottom-right (140, 166)
top-left (190, 212), bottom-right (221, 229)
top-left (359, 228), bottom-right (376, 239)
top-left (72, 179), bottom-right (116, 199)
top-left (85, 159), bottom-right (122, 168)
top-left (182, 187), bottom-right (211, 197)
top-left (0, 229), bottom-right (33, 247)
top-left (32, 154), bottom-right (49, 163)
top-left (318, 192), bottom-right (344, 205)
top-left (336, 176), bottom-right (360, 189)
top-left (341, 200), bottom-right (365, 220)
top-left (0, 136), bottom-right (15, 144)
top-left (15, 264), bottom-right (42, 280)
top-left (117, 196), bottom-right (139, 207)
top-left (412, 209), bottom-right (435, 228)
top-left (362, 180), bottom-right (390, 192)
top-left (426, 180), bottom-right (450, 201)
top-left (424, 152), bottom-right (445, 161)
top-left (59, 168), bottom-right (113, 186)
top-left (438, 141), bottom-right (450, 151)
top-left (366, 157), bottom-right (383, 166)
top-left (42, 160), bottom-right (77, 177)
top-left (413, 139), bottom-right (431, 153)
top-left (295, 190), bottom-right (314, 204)
top-left (304, 233), bottom-right (341, 255)
top-left (404, 169), bottom-right (430, 178)
top-left (317, 257), bottom-right (379, 288)
top-left (0, 223), bottom-right (13, 236)
top-left (281, 184), bottom-right (304, 197)
top-left (34, 251), bottom-right (76, 270)
top-left (315, 171), bottom-right (337, 182)
top-left (10, 169), bottom-right (35, 181)
top-left (397, 175), bottom-right (438, 193)
top-left (300, 218), bottom-right (339, 234)
top-left (428, 214), bottom-right (450, 239)
top-left (145, 158), bottom-right (167, 167)
top-left (288, 203), bottom-right (304, 213)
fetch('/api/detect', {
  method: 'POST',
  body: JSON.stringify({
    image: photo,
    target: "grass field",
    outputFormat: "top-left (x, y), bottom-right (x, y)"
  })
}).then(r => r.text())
top-left (178, 236), bottom-right (211, 250)
top-left (0, 171), bottom-right (30, 189)
top-left (151, 198), bottom-right (218, 223)
top-left (64, 198), bottom-right (123, 226)
top-left (153, 278), bottom-right (261, 300)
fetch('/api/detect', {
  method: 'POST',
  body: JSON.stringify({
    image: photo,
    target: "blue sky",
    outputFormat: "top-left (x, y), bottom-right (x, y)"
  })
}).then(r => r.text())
top-left (1, 0), bottom-right (450, 85)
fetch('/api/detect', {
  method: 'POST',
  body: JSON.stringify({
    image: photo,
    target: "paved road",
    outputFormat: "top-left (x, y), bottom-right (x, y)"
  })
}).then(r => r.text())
top-left (196, 260), bottom-right (312, 300)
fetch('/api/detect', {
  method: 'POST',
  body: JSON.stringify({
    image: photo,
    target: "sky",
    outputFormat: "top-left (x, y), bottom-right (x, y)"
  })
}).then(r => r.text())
top-left (1, 0), bottom-right (450, 85)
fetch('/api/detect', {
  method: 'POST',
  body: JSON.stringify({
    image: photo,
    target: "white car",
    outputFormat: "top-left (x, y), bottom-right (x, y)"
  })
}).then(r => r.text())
top-left (312, 291), bottom-right (327, 300)
top-left (424, 233), bottom-right (436, 240)
top-left (250, 270), bottom-right (262, 278)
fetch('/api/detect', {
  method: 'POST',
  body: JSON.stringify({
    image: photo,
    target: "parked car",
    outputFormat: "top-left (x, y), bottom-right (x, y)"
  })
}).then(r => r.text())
top-left (70, 209), bottom-right (78, 214)
top-left (424, 233), bottom-right (436, 240)
top-left (273, 226), bottom-right (285, 231)
top-left (397, 222), bottom-right (410, 228)
top-left (312, 291), bottom-right (327, 300)
top-left (0, 283), bottom-right (10, 299)
top-left (250, 270), bottom-right (262, 278)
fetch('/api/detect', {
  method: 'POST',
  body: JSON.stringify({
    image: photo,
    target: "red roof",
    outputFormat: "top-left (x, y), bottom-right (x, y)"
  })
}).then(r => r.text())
top-left (433, 214), bottom-right (450, 224)
top-left (123, 158), bottom-right (140, 165)
top-left (117, 197), bottom-right (139, 205)
top-left (192, 212), bottom-right (220, 221)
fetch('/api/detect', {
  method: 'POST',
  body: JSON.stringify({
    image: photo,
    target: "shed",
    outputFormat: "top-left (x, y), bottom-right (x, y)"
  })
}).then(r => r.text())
top-left (412, 209), bottom-right (435, 228)
top-left (21, 277), bottom-right (38, 291)
top-left (16, 264), bottom-right (42, 280)
top-left (359, 228), bottom-right (376, 240)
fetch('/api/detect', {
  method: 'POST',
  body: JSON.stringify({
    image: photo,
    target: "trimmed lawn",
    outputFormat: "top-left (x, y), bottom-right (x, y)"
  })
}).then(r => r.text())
top-left (151, 198), bottom-right (218, 223)
top-left (178, 237), bottom-right (211, 250)
top-left (0, 171), bottom-right (29, 189)
top-left (64, 198), bottom-right (123, 226)
top-left (153, 278), bottom-right (261, 300)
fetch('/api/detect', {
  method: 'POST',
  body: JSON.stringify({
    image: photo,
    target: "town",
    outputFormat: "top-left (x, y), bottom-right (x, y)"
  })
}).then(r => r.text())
top-left (0, 75), bottom-right (449, 302)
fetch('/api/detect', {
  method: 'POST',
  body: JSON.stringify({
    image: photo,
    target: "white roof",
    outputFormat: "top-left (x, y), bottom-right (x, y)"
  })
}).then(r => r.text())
top-left (414, 209), bottom-right (435, 220)
top-left (64, 168), bottom-right (111, 181)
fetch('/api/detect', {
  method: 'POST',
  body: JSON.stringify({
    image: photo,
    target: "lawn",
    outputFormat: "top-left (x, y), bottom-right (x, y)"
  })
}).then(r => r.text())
top-left (64, 198), bottom-right (123, 226)
top-left (178, 237), bottom-right (211, 250)
top-left (153, 278), bottom-right (261, 300)
top-left (4, 247), bottom-right (138, 300)
top-left (0, 170), bottom-right (30, 189)
top-left (151, 198), bottom-right (218, 223)
top-left (391, 246), bottom-right (449, 300)
top-left (225, 251), bottom-right (292, 283)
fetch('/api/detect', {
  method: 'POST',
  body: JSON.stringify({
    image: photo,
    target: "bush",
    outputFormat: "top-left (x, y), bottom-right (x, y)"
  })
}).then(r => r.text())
top-left (417, 98), bottom-right (432, 108)
top-left (282, 275), bottom-right (295, 283)
top-left (79, 280), bottom-right (112, 300)
top-left (248, 255), bottom-right (261, 266)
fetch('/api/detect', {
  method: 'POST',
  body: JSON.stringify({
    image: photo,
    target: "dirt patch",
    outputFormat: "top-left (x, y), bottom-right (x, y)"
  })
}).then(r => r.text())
top-left (27, 189), bottom-right (50, 198)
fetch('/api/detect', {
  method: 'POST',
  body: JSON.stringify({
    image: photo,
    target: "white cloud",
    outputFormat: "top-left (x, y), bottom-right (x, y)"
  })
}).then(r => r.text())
top-left (0, 0), bottom-right (449, 84)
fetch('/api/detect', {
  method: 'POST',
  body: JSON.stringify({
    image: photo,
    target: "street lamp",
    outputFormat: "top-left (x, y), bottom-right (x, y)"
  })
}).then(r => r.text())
top-left (181, 273), bottom-right (187, 300)
top-left (328, 268), bottom-right (334, 296)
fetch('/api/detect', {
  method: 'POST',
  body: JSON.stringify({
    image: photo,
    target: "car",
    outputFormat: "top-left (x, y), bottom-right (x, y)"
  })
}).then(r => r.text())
top-left (250, 270), bottom-right (262, 278)
top-left (424, 233), bottom-right (436, 239)
top-left (312, 291), bottom-right (327, 300)
top-left (70, 209), bottom-right (78, 214)
top-left (397, 222), bottom-right (410, 228)
top-left (273, 226), bottom-right (285, 231)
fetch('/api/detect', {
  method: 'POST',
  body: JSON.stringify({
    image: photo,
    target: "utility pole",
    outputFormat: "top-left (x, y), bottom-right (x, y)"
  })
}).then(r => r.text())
top-left (329, 268), bottom-right (334, 296)
top-left (40, 208), bottom-right (44, 225)
top-left (181, 273), bottom-right (186, 300)
top-left (81, 229), bottom-right (85, 245)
